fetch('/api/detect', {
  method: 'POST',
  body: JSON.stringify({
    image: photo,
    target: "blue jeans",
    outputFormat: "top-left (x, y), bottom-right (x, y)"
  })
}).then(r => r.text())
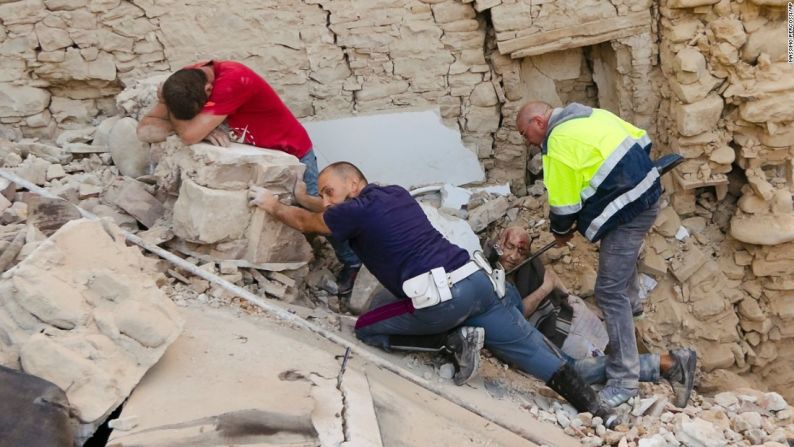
top-left (595, 200), bottom-right (660, 390)
top-left (572, 354), bottom-right (660, 385)
top-left (355, 272), bottom-right (566, 382)
top-left (299, 150), bottom-right (361, 267)
top-left (500, 284), bottom-right (661, 385)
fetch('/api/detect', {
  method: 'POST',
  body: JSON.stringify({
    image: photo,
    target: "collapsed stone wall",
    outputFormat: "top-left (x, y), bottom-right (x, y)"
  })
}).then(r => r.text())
top-left (2, 0), bottom-right (793, 403)
top-left (647, 0), bottom-right (794, 403)
top-left (0, 0), bottom-right (508, 185)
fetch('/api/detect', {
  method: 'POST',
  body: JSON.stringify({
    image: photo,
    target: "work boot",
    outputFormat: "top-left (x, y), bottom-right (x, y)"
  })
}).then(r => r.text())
top-left (337, 264), bottom-right (361, 296)
top-left (445, 326), bottom-right (485, 386)
top-left (662, 348), bottom-right (697, 408)
top-left (547, 363), bottom-right (620, 429)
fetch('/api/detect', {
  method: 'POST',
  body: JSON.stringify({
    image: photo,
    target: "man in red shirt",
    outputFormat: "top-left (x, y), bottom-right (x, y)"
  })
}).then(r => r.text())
top-left (138, 60), bottom-right (361, 292)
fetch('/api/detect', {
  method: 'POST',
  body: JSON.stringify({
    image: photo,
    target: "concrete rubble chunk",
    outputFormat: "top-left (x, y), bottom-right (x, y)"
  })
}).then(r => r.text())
top-left (102, 177), bottom-right (164, 228)
top-left (759, 392), bottom-right (788, 412)
top-left (163, 141), bottom-right (312, 265)
top-left (468, 196), bottom-right (509, 232)
top-left (0, 218), bottom-right (183, 433)
top-left (0, 84), bottom-right (51, 118)
top-left (106, 306), bottom-right (332, 446)
top-left (731, 215), bottom-right (794, 246)
top-left (109, 117), bottom-right (150, 178)
top-left (673, 94), bottom-right (724, 137)
top-left (674, 415), bottom-right (727, 447)
top-left (349, 266), bottom-right (382, 315)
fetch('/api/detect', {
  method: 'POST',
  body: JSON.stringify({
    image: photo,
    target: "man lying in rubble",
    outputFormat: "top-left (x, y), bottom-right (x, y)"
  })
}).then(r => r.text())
top-left (248, 161), bottom-right (618, 426)
top-left (136, 60), bottom-right (362, 294)
top-left (486, 226), bottom-right (697, 408)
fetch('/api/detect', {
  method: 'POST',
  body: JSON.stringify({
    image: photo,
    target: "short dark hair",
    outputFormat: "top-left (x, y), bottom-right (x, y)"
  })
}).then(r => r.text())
top-left (162, 68), bottom-right (208, 120)
top-left (320, 162), bottom-right (368, 184)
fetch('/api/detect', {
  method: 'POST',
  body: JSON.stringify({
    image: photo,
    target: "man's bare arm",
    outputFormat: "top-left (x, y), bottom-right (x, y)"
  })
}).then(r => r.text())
top-left (170, 112), bottom-right (228, 146)
top-left (294, 179), bottom-right (324, 212)
top-left (522, 269), bottom-right (555, 317)
top-left (249, 186), bottom-right (331, 235)
top-left (137, 102), bottom-right (174, 143)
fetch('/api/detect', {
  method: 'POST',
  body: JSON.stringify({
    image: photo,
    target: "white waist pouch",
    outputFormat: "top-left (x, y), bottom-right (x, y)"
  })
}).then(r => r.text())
top-left (402, 267), bottom-right (453, 309)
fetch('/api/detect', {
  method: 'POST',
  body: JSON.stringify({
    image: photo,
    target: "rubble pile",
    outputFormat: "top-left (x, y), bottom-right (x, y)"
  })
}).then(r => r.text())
top-left (155, 140), bottom-right (313, 267)
top-left (565, 387), bottom-right (794, 447)
top-left (0, 218), bottom-right (183, 439)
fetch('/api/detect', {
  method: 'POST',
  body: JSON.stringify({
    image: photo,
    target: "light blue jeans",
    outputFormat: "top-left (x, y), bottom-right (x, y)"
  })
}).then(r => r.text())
top-left (356, 273), bottom-right (566, 382)
top-left (500, 285), bottom-right (662, 385)
top-left (572, 353), bottom-right (660, 385)
top-left (595, 201), bottom-right (660, 390)
top-left (299, 150), bottom-right (361, 267)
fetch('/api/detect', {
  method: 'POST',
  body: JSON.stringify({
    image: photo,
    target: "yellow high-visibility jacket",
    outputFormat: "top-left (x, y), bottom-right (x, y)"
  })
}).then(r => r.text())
top-left (541, 104), bottom-right (661, 242)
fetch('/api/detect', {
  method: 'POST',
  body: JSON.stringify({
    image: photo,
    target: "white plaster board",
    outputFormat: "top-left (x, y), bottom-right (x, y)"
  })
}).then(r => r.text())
top-left (302, 109), bottom-right (485, 189)
top-left (421, 203), bottom-right (482, 256)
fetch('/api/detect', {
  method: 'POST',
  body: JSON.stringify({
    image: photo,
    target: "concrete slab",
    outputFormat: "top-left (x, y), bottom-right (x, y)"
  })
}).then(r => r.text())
top-left (108, 305), bottom-right (340, 446)
top-left (303, 109), bottom-right (485, 189)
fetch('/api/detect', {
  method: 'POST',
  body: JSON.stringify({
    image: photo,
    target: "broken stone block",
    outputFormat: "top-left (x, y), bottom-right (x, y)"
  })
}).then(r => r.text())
top-left (45, 163), bottom-right (66, 181)
top-left (654, 206), bottom-right (681, 237)
top-left (173, 178), bottom-right (250, 244)
top-left (640, 252), bottom-right (668, 276)
top-left (731, 215), bottom-right (794, 245)
top-left (0, 83), bottom-right (51, 118)
top-left (699, 343), bottom-right (737, 372)
top-left (349, 266), bottom-right (383, 315)
top-left (163, 142), bottom-right (311, 265)
top-left (15, 155), bottom-right (52, 186)
top-left (108, 117), bottom-right (150, 178)
top-left (1, 201), bottom-right (28, 225)
top-left (668, 0), bottom-right (719, 7)
top-left (670, 243), bottom-right (706, 282)
top-left (0, 218), bottom-right (183, 428)
top-left (467, 196), bottom-right (509, 232)
top-left (739, 91), bottom-right (794, 124)
top-left (102, 177), bottom-right (164, 228)
top-left (673, 94), bottom-right (724, 137)
top-left (26, 195), bottom-right (82, 236)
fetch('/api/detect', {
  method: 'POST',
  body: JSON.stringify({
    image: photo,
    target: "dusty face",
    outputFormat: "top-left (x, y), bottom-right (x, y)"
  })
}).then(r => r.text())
top-left (517, 115), bottom-right (547, 146)
top-left (318, 171), bottom-right (359, 208)
top-left (498, 228), bottom-right (531, 271)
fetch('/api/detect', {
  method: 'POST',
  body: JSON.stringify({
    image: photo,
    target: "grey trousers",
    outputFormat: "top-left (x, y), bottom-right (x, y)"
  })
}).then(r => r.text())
top-left (595, 201), bottom-right (660, 390)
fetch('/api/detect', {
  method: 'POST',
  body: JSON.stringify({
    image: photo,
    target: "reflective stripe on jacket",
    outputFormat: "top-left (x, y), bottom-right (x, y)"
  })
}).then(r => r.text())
top-left (542, 105), bottom-right (661, 242)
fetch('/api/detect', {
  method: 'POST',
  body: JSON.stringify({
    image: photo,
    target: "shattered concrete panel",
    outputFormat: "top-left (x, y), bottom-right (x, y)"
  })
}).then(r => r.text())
top-left (107, 306), bottom-right (343, 446)
top-left (0, 218), bottom-right (183, 426)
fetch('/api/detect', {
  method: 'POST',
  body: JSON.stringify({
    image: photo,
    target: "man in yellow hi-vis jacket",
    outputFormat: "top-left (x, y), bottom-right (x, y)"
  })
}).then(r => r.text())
top-left (516, 101), bottom-right (695, 408)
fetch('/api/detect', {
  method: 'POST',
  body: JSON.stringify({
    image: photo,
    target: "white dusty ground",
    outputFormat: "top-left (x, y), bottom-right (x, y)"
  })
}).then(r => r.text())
top-left (108, 303), bottom-right (566, 447)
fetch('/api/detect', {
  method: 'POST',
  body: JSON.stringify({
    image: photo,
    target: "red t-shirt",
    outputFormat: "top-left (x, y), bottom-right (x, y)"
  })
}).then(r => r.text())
top-left (189, 60), bottom-right (312, 158)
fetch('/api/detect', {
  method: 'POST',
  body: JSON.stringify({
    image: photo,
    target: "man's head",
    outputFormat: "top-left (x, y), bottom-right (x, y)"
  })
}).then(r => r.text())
top-left (161, 68), bottom-right (212, 120)
top-left (516, 101), bottom-right (553, 146)
top-left (317, 162), bottom-right (368, 208)
top-left (496, 226), bottom-right (531, 271)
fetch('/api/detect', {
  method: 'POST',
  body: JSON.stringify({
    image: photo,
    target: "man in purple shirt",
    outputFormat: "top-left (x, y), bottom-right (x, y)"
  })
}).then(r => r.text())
top-left (249, 162), bottom-right (616, 424)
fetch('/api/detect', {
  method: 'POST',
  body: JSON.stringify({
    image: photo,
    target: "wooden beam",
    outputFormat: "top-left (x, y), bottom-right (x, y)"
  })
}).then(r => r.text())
top-left (497, 10), bottom-right (651, 57)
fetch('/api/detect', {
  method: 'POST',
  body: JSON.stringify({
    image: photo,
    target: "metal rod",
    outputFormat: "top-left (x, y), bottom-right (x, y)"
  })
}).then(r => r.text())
top-left (506, 240), bottom-right (558, 275)
top-left (0, 168), bottom-right (560, 446)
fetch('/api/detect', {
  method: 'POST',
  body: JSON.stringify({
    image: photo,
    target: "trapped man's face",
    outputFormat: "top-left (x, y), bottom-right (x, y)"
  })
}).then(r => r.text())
top-left (498, 228), bottom-right (531, 271)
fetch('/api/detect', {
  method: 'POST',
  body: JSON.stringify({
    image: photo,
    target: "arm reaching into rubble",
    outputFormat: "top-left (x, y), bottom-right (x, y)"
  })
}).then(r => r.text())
top-left (248, 186), bottom-right (331, 235)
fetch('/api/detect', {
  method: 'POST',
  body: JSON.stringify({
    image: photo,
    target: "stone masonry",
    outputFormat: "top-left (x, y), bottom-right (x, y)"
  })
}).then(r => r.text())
top-left (2, 0), bottom-right (794, 405)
